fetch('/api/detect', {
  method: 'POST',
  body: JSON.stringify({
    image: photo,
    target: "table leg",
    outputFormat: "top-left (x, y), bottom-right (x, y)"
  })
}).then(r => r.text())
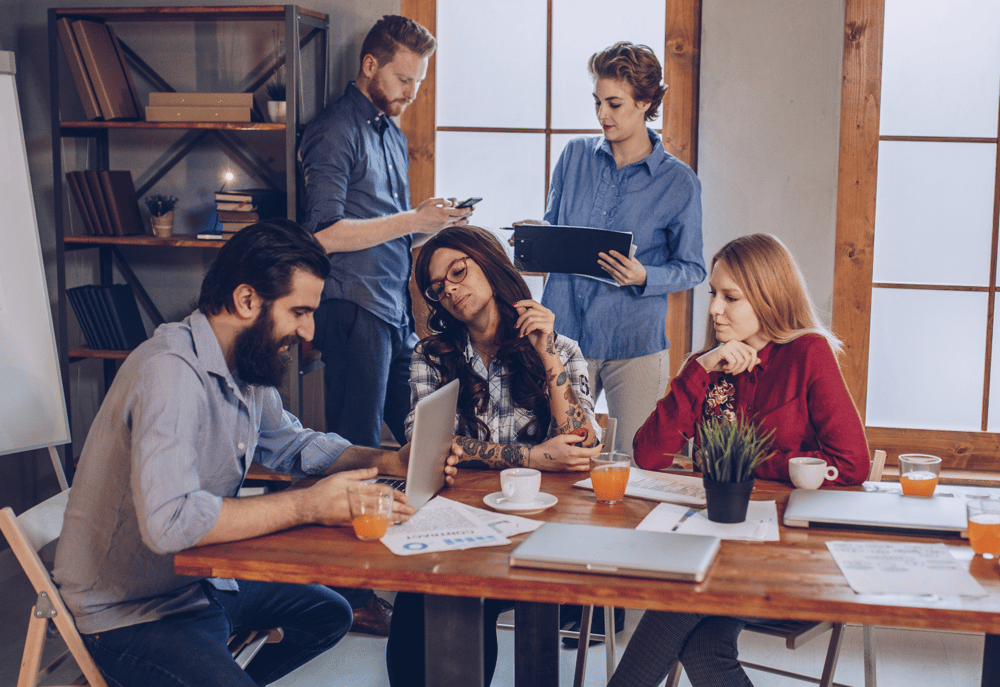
top-left (514, 601), bottom-right (559, 687)
top-left (982, 634), bottom-right (1000, 687)
top-left (424, 595), bottom-right (484, 687)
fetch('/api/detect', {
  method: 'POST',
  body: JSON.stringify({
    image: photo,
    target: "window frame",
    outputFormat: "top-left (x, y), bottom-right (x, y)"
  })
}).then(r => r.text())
top-left (400, 0), bottom-right (703, 376)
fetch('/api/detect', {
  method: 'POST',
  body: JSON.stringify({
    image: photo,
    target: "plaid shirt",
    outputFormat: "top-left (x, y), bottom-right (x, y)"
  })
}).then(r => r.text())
top-left (405, 333), bottom-right (599, 445)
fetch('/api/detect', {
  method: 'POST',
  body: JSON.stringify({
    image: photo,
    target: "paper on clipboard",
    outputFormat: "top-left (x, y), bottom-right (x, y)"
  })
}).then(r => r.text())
top-left (512, 224), bottom-right (635, 284)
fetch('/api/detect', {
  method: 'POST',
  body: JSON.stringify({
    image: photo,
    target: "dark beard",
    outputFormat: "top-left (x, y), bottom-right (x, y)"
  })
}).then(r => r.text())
top-left (368, 75), bottom-right (407, 117)
top-left (233, 304), bottom-right (299, 388)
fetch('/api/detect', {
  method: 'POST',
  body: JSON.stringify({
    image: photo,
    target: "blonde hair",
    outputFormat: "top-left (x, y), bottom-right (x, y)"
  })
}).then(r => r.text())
top-left (703, 234), bottom-right (842, 354)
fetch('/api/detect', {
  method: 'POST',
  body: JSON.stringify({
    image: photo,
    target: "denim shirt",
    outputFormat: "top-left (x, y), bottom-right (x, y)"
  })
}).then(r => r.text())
top-left (541, 131), bottom-right (706, 360)
top-left (53, 311), bottom-right (350, 634)
top-left (299, 82), bottom-right (413, 328)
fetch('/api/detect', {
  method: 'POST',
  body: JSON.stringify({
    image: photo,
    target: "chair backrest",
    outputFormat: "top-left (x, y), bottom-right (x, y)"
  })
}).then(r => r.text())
top-left (869, 450), bottom-right (887, 482)
top-left (0, 490), bottom-right (109, 687)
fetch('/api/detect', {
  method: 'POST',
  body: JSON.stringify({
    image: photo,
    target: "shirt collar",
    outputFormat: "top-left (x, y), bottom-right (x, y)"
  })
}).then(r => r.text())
top-left (594, 127), bottom-right (667, 174)
top-left (189, 310), bottom-right (247, 404)
top-left (754, 340), bottom-right (777, 371)
top-left (345, 81), bottom-right (389, 134)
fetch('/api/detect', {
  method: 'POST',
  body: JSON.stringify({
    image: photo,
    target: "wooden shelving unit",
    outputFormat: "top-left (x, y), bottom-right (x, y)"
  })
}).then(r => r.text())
top-left (50, 6), bottom-right (330, 478)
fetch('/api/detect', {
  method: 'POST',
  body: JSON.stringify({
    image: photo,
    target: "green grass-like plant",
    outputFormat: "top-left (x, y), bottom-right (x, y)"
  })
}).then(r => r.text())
top-left (697, 413), bottom-right (776, 483)
top-left (144, 194), bottom-right (177, 217)
top-left (265, 78), bottom-right (286, 101)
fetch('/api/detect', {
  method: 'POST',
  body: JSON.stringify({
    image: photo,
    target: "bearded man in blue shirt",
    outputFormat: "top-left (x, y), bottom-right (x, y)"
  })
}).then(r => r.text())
top-left (53, 220), bottom-right (452, 686)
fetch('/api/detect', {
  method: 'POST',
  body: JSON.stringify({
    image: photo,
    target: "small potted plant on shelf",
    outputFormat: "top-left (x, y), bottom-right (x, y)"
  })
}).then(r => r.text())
top-left (697, 413), bottom-right (775, 523)
top-left (145, 194), bottom-right (178, 238)
top-left (265, 77), bottom-right (286, 123)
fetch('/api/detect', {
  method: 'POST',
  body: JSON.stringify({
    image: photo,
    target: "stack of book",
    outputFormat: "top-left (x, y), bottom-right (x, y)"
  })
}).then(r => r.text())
top-left (56, 18), bottom-right (142, 121)
top-left (65, 170), bottom-right (145, 236)
top-left (200, 189), bottom-right (285, 240)
top-left (146, 92), bottom-right (253, 123)
top-left (66, 284), bottom-right (147, 351)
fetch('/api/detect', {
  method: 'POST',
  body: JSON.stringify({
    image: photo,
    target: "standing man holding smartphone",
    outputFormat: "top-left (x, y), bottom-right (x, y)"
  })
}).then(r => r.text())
top-left (299, 14), bottom-right (472, 635)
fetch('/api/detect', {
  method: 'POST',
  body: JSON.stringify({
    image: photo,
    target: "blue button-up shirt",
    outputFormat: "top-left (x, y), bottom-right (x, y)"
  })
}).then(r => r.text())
top-left (53, 311), bottom-right (350, 634)
top-left (541, 130), bottom-right (705, 360)
top-left (299, 82), bottom-right (413, 327)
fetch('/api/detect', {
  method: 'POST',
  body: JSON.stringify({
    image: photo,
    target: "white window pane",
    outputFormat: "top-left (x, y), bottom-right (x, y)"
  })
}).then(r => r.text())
top-left (435, 131), bottom-right (547, 233)
top-left (872, 141), bottom-right (996, 286)
top-left (550, 0), bottom-right (664, 130)
top-left (866, 289), bottom-right (985, 431)
top-left (436, 0), bottom-right (547, 128)
top-left (986, 324), bottom-right (1000, 432)
top-left (548, 133), bottom-right (587, 187)
top-left (881, 0), bottom-right (1000, 137)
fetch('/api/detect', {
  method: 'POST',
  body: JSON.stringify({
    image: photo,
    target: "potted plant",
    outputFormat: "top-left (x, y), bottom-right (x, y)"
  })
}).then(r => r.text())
top-left (145, 195), bottom-right (178, 238)
top-left (697, 413), bottom-right (775, 523)
top-left (265, 77), bottom-right (286, 123)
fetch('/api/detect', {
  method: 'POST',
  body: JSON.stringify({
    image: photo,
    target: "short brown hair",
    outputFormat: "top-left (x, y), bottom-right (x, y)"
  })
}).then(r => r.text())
top-left (360, 15), bottom-right (436, 67)
top-left (588, 42), bottom-right (667, 121)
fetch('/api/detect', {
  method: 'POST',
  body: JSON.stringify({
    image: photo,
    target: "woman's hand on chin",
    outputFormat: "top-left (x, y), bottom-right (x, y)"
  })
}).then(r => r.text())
top-left (528, 434), bottom-right (602, 471)
top-left (513, 300), bottom-right (558, 355)
top-left (697, 340), bottom-right (761, 375)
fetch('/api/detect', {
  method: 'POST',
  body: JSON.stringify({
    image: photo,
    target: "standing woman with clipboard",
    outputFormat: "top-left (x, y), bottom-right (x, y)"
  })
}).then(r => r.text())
top-left (529, 41), bottom-right (706, 462)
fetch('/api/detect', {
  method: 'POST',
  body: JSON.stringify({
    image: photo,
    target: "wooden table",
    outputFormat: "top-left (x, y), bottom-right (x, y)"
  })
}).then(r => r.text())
top-left (175, 471), bottom-right (1000, 686)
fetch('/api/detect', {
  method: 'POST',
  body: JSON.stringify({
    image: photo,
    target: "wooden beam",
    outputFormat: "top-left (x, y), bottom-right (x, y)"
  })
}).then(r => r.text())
top-left (662, 0), bottom-right (702, 377)
top-left (832, 0), bottom-right (884, 417)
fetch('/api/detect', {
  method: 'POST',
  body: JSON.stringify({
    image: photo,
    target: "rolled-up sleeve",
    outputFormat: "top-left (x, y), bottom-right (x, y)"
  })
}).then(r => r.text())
top-left (300, 123), bottom-right (355, 234)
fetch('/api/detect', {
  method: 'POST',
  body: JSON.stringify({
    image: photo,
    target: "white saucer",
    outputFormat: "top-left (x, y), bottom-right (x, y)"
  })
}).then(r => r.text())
top-left (483, 491), bottom-right (558, 515)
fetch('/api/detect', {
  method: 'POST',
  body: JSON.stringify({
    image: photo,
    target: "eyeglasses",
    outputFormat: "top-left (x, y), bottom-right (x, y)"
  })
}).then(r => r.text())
top-left (425, 256), bottom-right (470, 302)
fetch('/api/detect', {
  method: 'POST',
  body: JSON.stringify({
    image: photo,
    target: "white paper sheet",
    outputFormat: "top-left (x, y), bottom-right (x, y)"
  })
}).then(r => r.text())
top-left (826, 540), bottom-right (987, 597)
top-left (575, 468), bottom-right (706, 506)
top-left (636, 501), bottom-right (780, 541)
top-left (379, 497), bottom-right (542, 556)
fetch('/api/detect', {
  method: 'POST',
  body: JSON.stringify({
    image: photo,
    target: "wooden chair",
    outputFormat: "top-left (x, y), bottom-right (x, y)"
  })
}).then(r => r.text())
top-left (1, 490), bottom-right (283, 687)
top-left (664, 450), bottom-right (887, 687)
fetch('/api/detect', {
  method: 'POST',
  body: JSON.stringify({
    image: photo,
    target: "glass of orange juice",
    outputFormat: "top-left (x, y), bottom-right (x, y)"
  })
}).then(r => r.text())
top-left (347, 483), bottom-right (394, 541)
top-left (898, 454), bottom-right (941, 497)
top-left (590, 451), bottom-right (631, 505)
top-left (967, 496), bottom-right (1000, 558)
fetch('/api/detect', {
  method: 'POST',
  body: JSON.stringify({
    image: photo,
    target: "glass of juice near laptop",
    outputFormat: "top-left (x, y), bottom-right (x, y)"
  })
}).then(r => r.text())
top-left (590, 451), bottom-right (630, 505)
top-left (967, 496), bottom-right (1000, 558)
top-left (898, 454), bottom-right (941, 497)
top-left (347, 483), bottom-right (394, 541)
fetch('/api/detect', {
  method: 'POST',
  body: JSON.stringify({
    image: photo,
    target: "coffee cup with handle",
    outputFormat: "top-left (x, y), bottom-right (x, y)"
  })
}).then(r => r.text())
top-left (788, 457), bottom-right (838, 490)
top-left (500, 467), bottom-right (541, 504)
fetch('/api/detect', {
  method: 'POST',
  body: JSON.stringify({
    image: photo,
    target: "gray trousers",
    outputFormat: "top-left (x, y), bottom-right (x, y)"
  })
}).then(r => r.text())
top-left (587, 349), bottom-right (671, 458)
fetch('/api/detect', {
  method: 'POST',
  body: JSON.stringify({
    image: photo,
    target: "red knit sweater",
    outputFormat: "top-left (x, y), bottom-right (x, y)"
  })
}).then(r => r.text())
top-left (633, 334), bottom-right (870, 486)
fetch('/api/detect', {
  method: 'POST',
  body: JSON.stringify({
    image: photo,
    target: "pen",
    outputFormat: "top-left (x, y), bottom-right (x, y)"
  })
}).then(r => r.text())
top-left (671, 508), bottom-right (699, 531)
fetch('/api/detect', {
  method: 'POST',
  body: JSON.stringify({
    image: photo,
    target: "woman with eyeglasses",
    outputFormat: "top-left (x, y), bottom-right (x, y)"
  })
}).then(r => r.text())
top-left (385, 224), bottom-right (601, 687)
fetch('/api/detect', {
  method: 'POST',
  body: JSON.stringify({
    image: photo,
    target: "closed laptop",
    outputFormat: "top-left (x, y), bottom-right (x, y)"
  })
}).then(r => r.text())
top-left (509, 522), bottom-right (720, 582)
top-left (783, 489), bottom-right (968, 536)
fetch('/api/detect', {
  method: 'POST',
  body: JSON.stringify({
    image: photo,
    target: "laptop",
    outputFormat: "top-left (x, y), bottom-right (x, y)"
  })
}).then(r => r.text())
top-left (509, 522), bottom-right (720, 582)
top-left (783, 488), bottom-right (969, 537)
top-left (372, 379), bottom-right (459, 511)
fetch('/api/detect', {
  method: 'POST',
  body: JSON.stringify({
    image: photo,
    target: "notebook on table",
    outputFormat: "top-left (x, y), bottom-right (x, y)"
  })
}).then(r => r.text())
top-left (783, 488), bottom-right (969, 537)
top-left (509, 522), bottom-right (721, 582)
top-left (372, 379), bottom-right (459, 510)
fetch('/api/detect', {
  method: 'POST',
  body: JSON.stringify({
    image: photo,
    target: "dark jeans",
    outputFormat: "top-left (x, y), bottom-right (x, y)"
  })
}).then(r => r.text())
top-left (313, 298), bottom-right (416, 448)
top-left (82, 580), bottom-right (352, 687)
top-left (386, 592), bottom-right (515, 687)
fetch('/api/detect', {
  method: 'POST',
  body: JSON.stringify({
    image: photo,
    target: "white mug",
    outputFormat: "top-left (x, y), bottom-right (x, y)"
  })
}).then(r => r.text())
top-left (500, 468), bottom-right (541, 504)
top-left (789, 457), bottom-right (839, 490)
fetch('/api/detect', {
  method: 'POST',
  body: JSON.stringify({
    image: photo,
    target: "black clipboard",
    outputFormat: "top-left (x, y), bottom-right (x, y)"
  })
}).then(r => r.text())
top-left (512, 225), bottom-right (633, 279)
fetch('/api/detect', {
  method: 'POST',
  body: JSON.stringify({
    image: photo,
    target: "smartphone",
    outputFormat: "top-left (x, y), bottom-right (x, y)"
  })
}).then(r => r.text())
top-left (455, 197), bottom-right (482, 208)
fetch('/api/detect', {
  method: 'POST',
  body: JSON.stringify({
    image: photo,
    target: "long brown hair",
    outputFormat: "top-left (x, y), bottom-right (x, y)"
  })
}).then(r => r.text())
top-left (413, 226), bottom-right (551, 442)
top-left (703, 234), bottom-right (842, 354)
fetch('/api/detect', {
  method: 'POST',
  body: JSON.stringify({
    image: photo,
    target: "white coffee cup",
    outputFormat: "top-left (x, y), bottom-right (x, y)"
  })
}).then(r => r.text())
top-left (788, 457), bottom-right (839, 490)
top-left (500, 467), bottom-right (541, 504)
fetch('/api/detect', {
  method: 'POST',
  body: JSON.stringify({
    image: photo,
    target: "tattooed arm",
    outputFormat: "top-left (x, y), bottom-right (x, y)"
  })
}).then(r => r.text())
top-left (452, 436), bottom-right (530, 470)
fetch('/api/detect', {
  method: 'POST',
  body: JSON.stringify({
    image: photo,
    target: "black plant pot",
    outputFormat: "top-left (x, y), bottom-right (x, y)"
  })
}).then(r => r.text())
top-left (703, 476), bottom-right (755, 523)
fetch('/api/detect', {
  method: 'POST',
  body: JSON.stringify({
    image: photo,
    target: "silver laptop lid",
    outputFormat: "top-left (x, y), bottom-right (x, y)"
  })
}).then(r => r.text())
top-left (783, 489), bottom-right (968, 536)
top-left (405, 379), bottom-right (460, 510)
top-left (509, 522), bottom-right (721, 582)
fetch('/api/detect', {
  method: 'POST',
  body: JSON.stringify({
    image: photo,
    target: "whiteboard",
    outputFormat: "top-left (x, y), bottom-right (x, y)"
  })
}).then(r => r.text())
top-left (0, 51), bottom-right (71, 456)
